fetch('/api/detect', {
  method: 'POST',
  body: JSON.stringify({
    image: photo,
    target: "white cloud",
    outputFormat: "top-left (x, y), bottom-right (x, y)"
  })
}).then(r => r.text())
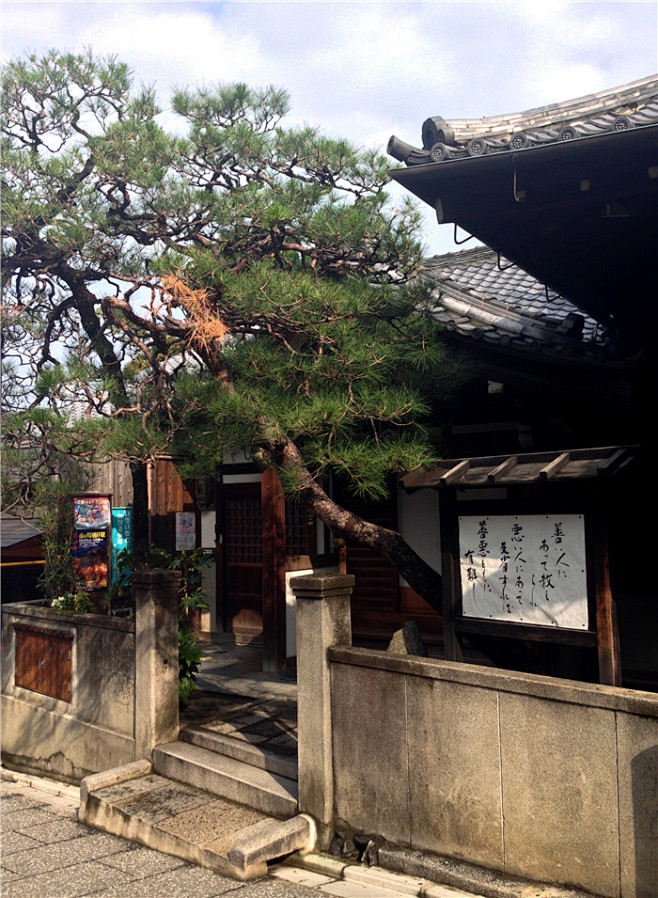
top-left (2, 0), bottom-right (656, 254)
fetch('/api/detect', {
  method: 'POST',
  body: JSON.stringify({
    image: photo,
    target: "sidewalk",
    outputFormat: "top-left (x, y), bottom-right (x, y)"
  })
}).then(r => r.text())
top-left (1, 770), bottom-right (481, 898)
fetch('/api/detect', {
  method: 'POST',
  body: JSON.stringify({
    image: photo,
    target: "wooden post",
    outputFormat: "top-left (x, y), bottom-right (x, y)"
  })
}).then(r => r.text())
top-left (261, 467), bottom-right (287, 674)
top-left (588, 513), bottom-right (622, 686)
top-left (439, 488), bottom-right (462, 661)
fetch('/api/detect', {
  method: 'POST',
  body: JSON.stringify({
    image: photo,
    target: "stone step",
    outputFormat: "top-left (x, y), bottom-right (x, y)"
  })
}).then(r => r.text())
top-left (180, 722), bottom-right (298, 782)
top-left (152, 740), bottom-right (299, 819)
top-left (79, 759), bottom-right (313, 881)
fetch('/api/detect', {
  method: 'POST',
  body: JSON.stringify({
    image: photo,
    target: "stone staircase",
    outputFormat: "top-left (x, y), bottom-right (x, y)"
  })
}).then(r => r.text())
top-left (80, 697), bottom-right (311, 880)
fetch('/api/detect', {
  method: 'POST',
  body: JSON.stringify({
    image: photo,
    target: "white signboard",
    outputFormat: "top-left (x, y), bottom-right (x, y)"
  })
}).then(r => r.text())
top-left (459, 514), bottom-right (588, 629)
top-left (175, 512), bottom-right (196, 551)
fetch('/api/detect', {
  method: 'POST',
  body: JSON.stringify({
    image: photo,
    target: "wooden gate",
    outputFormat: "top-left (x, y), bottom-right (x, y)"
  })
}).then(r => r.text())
top-left (221, 483), bottom-right (264, 636)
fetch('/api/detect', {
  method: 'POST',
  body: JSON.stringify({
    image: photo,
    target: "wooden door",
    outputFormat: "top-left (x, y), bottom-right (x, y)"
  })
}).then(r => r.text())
top-left (221, 484), bottom-right (263, 636)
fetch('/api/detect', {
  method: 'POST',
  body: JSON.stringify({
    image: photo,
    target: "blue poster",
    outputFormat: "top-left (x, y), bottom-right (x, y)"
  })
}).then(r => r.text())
top-left (111, 508), bottom-right (132, 585)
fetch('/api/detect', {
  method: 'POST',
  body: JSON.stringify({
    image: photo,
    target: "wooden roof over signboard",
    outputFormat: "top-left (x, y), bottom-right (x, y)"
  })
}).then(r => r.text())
top-left (401, 446), bottom-right (636, 491)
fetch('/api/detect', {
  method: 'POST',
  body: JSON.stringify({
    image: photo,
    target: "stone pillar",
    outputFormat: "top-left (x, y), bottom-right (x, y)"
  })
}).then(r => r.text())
top-left (292, 572), bottom-right (354, 848)
top-left (133, 569), bottom-right (181, 758)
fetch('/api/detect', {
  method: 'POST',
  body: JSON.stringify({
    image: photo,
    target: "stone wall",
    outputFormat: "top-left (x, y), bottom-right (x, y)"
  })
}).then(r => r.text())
top-left (1, 602), bottom-right (136, 782)
top-left (2, 570), bottom-right (180, 784)
top-left (327, 647), bottom-right (658, 898)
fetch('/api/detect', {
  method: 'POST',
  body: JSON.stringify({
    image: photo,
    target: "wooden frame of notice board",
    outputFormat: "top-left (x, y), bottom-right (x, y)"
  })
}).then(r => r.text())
top-left (439, 486), bottom-right (621, 686)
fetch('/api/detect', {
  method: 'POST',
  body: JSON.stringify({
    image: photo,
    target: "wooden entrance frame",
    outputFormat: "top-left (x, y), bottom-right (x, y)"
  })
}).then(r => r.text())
top-left (405, 447), bottom-right (633, 686)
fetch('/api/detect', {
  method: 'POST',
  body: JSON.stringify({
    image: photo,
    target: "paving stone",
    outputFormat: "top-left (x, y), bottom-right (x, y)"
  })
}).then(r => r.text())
top-left (98, 845), bottom-right (187, 877)
top-left (1, 831), bottom-right (129, 876)
top-left (1, 830), bottom-right (43, 854)
top-left (1, 860), bottom-right (132, 898)
top-left (20, 817), bottom-right (89, 843)
top-left (0, 792), bottom-right (44, 811)
top-left (319, 879), bottom-right (412, 897)
top-left (237, 878), bottom-right (318, 896)
top-left (270, 863), bottom-right (335, 887)
top-left (77, 864), bottom-right (243, 897)
top-left (1, 806), bottom-right (61, 830)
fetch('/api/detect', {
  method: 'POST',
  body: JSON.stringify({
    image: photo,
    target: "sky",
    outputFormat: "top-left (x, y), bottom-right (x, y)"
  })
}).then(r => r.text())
top-left (2, 0), bottom-right (657, 253)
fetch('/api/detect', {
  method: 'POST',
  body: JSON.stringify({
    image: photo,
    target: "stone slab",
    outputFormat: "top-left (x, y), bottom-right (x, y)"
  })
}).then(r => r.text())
top-left (154, 795), bottom-right (267, 853)
top-left (616, 710), bottom-right (658, 898)
top-left (1, 830), bottom-right (129, 876)
top-left (91, 773), bottom-right (167, 805)
top-left (405, 676), bottom-right (504, 869)
top-left (105, 780), bottom-right (215, 824)
top-left (499, 692), bottom-right (619, 896)
top-left (271, 864), bottom-right (336, 887)
top-left (331, 664), bottom-right (410, 845)
top-left (99, 844), bottom-right (187, 877)
top-left (0, 859), bottom-right (132, 898)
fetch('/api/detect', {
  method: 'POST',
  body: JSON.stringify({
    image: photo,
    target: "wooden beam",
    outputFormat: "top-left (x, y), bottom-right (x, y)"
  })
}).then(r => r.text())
top-left (539, 452), bottom-right (571, 480)
top-left (487, 456), bottom-right (517, 483)
top-left (440, 459), bottom-right (470, 487)
top-left (261, 468), bottom-right (287, 674)
top-left (596, 448), bottom-right (626, 474)
top-left (439, 488), bottom-right (462, 661)
top-left (588, 513), bottom-right (622, 686)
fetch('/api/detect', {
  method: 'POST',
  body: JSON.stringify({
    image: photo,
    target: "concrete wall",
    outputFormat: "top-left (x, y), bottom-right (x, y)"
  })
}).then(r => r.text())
top-left (328, 646), bottom-right (658, 898)
top-left (1, 602), bottom-right (136, 783)
top-left (2, 571), bottom-right (180, 784)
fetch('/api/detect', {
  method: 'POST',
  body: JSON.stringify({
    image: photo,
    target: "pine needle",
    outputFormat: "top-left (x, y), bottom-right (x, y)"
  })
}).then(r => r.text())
top-left (161, 274), bottom-right (229, 352)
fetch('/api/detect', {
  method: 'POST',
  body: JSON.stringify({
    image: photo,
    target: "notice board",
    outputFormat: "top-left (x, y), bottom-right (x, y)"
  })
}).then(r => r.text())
top-left (458, 513), bottom-right (588, 629)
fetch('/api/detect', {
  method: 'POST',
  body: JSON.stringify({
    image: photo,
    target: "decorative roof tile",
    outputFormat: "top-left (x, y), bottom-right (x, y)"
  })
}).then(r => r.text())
top-left (389, 76), bottom-right (658, 167)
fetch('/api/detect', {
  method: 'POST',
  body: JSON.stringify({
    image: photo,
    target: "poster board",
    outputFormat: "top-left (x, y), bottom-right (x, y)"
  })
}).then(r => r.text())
top-left (72, 496), bottom-right (111, 589)
top-left (176, 511), bottom-right (196, 551)
top-left (458, 513), bottom-right (588, 630)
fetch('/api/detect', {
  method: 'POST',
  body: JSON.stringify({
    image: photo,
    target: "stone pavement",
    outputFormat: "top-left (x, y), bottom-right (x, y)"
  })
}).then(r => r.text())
top-left (1, 771), bottom-right (481, 898)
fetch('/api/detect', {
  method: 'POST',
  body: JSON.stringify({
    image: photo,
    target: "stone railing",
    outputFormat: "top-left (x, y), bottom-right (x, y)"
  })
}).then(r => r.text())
top-left (292, 572), bottom-right (658, 898)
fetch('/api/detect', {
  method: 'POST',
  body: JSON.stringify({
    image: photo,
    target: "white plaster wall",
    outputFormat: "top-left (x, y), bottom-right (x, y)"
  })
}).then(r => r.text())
top-left (396, 486), bottom-right (441, 585)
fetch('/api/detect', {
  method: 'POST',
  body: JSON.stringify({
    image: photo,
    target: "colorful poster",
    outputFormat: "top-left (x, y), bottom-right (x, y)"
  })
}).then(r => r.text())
top-left (176, 511), bottom-right (196, 551)
top-left (72, 528), bottom-right (109, 589)
top-left (74, 497), bottom-right (111, 531)
top-left (111, 507), bottom-right (132, 585)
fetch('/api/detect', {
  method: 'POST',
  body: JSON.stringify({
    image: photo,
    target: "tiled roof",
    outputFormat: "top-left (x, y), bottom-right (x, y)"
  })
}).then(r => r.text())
top-left (389, 75), bottom-right (658, 166)
top-left (424, 247), bottom-right (619, 360)
top-left (1, 514), bottom-right (41, 550)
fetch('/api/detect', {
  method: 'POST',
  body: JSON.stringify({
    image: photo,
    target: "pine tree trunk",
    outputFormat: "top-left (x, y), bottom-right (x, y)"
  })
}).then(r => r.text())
top-left (277, 439), bottom-right (442, 614)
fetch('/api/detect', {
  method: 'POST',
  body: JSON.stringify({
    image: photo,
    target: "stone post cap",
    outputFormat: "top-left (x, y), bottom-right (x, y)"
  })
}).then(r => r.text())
top-left (291, 571), bottom-right (355, 598)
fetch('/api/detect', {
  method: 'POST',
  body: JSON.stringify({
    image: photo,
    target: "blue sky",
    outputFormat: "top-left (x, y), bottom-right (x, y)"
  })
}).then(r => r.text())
top-left (3, 1), bottom-right (657, 252)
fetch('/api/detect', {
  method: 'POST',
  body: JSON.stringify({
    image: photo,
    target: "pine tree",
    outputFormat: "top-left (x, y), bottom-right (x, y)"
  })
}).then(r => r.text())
top-left (2, 49), bottom-right (465, 608)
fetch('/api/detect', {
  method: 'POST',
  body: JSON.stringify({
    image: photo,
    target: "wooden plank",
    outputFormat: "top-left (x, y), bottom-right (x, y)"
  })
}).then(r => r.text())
top-left (440, 459), bottom-right (470, 487)
top-left (440, 488), bottom-right (462, 661)
top-left (487, 456), bottom-right (517, 483)
top-left (261, 468), bottom-right (287, 674)
top-left (539, 452), bottom-right (571, 480)
top-left (15, 625), bottom-right (73, 702)
top-left (455, 617), bottom-right (597, 646)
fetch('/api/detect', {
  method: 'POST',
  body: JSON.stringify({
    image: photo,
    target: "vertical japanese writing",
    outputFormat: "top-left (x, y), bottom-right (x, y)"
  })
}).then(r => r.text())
top-left (459, 514), bottom-right (588, 629)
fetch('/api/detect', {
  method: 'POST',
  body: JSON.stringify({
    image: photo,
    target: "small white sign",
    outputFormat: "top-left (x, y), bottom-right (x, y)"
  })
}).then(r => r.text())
top-left (459, 513), bottom-right (588, 629)
top-left (176, 512), bottom-right (196, 551)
